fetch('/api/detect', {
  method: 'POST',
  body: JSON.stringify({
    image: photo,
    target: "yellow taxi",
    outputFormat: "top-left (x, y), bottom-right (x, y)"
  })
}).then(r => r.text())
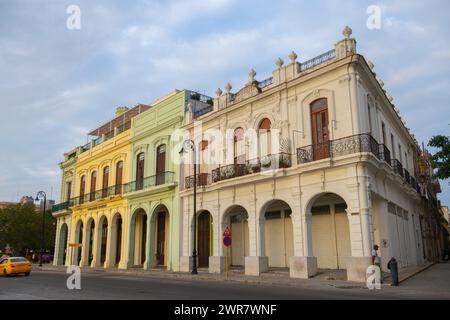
top-left (0, 257), bottom-right (32, 276)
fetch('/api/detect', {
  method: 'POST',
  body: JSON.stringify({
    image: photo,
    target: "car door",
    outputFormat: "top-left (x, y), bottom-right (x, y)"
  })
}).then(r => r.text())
top-left (0, 259), bottom-right (7, 271)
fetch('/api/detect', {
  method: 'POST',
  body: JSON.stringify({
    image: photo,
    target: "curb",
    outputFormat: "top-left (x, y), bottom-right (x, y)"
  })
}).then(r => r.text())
top-left (398, 262), bottom-right (435, 284)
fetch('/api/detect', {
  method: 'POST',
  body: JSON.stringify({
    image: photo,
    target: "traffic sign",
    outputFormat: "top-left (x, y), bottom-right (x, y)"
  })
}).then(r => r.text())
top-left (223, 226), bottom-right (232, 237)
top-left (223, 236), bottom-right (232, 247)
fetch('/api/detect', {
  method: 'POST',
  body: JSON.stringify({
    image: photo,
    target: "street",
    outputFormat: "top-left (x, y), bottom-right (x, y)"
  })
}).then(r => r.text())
top-left (1, 263), bottom-right (450, 300)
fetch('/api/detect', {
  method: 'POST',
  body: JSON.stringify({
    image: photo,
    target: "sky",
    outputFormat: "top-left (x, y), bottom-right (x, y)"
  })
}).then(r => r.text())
top-left (0, 0), bottom-right (449, 205)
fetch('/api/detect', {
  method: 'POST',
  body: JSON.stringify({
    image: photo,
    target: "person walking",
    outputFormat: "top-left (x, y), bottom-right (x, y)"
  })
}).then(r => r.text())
top-left (372, 244), bottom-right (383, 283)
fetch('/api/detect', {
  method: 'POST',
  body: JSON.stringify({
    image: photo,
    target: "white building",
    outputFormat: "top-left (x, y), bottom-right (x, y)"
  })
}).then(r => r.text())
top-left (179, 26), bottom-right (425, 282)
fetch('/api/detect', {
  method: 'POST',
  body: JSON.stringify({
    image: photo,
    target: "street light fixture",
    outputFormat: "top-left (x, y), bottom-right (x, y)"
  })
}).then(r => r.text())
top-left (179, 139), bottom-right (198, 275)
top-left (35, 191), bottom-right (47, 267)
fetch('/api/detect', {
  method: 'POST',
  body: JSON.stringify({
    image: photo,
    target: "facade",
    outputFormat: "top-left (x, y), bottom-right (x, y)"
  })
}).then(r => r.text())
top-left (179, 27), bottom-right (428, 282)
top-left (51, 26), bottom-right (446, 283)
top-left (124, 90), bottom-right (212, 271)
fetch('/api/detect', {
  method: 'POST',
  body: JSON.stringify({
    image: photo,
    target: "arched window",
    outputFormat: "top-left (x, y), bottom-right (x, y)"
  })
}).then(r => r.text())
top-left (136, 153), bottom-right (145, 190)
top-left (90, 171), bottom-right (97, 201)
top-left (234, 127), bottom-right (245, 164)
top-left (115, 161), bottom-right (123, 195)
top-left (156, 145), bottom-right (166, 185)
top-left (258, 118), bottom-right (272, 157)
top-left (102, 166), bottom-right (109, 198)
top-left (310, 98), bottom-right (330, 160)
top-left (79, 175), bottom-right (86, 204)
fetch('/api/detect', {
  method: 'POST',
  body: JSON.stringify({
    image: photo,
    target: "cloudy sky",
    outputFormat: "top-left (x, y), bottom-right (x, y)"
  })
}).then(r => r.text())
top-left (0, 0), bottom-right (449, 204)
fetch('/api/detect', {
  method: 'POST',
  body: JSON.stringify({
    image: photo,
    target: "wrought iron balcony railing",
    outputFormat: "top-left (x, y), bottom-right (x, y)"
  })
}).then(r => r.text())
top-left (392, 159), bottom-right (404, 178)
top-left (71, 184), bottom-right (124, 206)
top-left (124, 172), bottom-right (175, 193)
top-left (185, 173), bottom-right (212, 189)
top-left (404, 169), bottom-right (411, 185)
top-left (300, 49), bottom-right (336, 72)
top-left (297, 134), bottom-right (380, 164)
top-left (211, 153), bottom-right (292, 183)
top-left (51, 201), bottom-right (72, 213)
top-left (379, 144), bottom-right (391, 165)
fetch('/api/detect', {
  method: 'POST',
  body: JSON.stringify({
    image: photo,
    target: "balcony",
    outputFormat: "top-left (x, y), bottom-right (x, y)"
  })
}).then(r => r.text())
top-left (51, 201), bottom-right (72, 213)
top-left (211, 153), bottom-right (292, 183)
top-left (404, 169), bottom-right (411, 185)
top-left (124, 172), bottom-right (175, 194)
top-left (392, 159), bottom-right (404, 178)
top-left (71, 184), bottom-right (124, 206)
top-left (185, 173), bottom-right (212, 189)
top-left (297, 134), bottom-right (380, 164)
top-left (379, 144), bottom-right (391, 164)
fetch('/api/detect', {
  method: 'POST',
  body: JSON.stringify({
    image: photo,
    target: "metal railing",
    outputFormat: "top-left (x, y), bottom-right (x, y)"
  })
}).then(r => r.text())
top-left (51, 201), bottom-right (72, 213)
top-left (71, 184), bottom-right (125, 206)
top-left (392, 159), bottom-right (404, 178)
top-left (258, 77), bottom-right (273, 89)
top-left (185, 173), bottom-right (212, 189)
top-left (404, 169), bottom-right (411, 185)
top-left (380, 144), bottom-right (391, 165)
top-left (124, 172), bottom-right (175, 193)
top-left (300, 49), bottom-right (336, 72)
top-left (297, 134), bottom-right (380, 164)
top-left (211, 153), bottom-right (292, 183)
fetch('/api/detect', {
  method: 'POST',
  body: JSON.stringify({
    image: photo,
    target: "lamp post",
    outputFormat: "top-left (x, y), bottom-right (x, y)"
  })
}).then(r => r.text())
top-left (180, 139), bottom-right (198, 275)
top-left (35, 191), bottom-right (47, 267)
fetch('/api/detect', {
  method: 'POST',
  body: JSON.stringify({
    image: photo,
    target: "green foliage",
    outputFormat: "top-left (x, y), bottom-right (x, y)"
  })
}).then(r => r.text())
top-left (428, 135), bottom-right (450, 181)
top-left (0, 203), bottom-right (56, 256)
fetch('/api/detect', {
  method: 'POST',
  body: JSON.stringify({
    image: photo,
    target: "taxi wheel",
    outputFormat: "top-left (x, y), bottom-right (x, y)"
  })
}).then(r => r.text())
top-left (25, 272), bottom-right (30, 277)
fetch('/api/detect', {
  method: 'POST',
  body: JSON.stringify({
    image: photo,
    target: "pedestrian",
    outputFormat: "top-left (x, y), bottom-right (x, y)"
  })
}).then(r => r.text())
top-left (372, 244), bottom-right (383, 283)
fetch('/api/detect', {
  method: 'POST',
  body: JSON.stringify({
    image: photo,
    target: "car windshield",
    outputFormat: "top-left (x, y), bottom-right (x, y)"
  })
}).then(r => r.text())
top-left (10, 257), bottom-right (27, 262)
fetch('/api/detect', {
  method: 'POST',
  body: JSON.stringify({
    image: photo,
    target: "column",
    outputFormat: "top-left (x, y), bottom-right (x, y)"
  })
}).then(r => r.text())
top-left (53, 218), bottom-right (62, 266)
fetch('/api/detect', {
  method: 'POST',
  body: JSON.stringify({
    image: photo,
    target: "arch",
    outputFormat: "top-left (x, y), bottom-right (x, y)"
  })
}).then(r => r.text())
top-left (259, 199), bottom-right (294, 269)
top-left (129, 208), bottom-right (148, 268)
top-left (308, 193), bottom-right (351, 271)
top-left (74, 220), bottom-right (84, 265)
top-left (86, 218), bottom-right (96, 266)
top-left (150, 204), bottom-right (170, 267)
top-left (195, 210), bottom-right (213, 268)
top-left (57, 223), bottom-right (69, 266)
top-left (110, 213), bottom-right (123, 266)
top-left (97, 215), bottom-right (108, 266)
top-left (221, 205), bottom-right (249, 267)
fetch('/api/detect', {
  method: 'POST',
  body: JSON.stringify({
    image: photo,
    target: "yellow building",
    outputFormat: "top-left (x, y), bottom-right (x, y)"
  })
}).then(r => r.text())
top-left (68, 105), bottom-right (149, 269)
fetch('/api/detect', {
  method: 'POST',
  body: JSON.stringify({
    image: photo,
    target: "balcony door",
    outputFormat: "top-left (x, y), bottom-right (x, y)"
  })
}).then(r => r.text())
top-left (156, 145), bottom-right (166, 185)
top-left (136, 153), bottom-right (145, 190)
top-left (90, 171), bottom-right (97, 201)
top-left (102, 167), bottom-right (109, 198)
top-left (311, 98), bottom-right (330, 160)
top-left (115, 161), bottom-right (123, 195)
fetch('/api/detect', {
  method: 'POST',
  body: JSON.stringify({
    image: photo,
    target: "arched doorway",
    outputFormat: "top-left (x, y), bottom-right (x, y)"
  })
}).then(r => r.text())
top-left (310, 98), bottom-right (330, 160)
top-left (98, 216), bottom-right (108, 266)
top-left (74, 220), bottom-right (83, 265)
top-left (111, 213), bottom-right (123, 267)
top-left (309, 193), bottom-right (351, 270)
top-left (262, 200), bottom-right (294, 268)
top-left (222, 206), bottom-right (249, 267)
top-left (130, 209), bottom-right (147, 267)
top-left (154, 205), bottom-right (169, 267)
top-left (87, 219), bottom-right (95, 266)
top-left (58, 223), bottom-right (68, 266)
top-left (197, 211), bottom-right (213, 268)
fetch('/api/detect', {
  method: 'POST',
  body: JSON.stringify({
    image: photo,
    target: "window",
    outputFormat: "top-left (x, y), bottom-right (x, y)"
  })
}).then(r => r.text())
top-left (136, 153), bottom-right (145, 190)
top-left (381, 122), bottom-right (387, 145)
top-left (405, 152), bottom-right (408, 170)
top-left (102, 167), bottom-right (109, 197)
top-left (258, 119), bottom-right (272, 157)
top-left (90, 171), bottom-right (97, 201)
top-left (66, 181), bottom-right (72, 202)
top-left (391, 134), bottom-right (396, 159)
top-left (234, 127), bottom-right (245, 164)
top-left (367, 100), bottom-right (373, 134)
top-left (399, 144), bottom-right (403, 164)
top-left (310, 98), bottom-right (330, 160)
top-left (200, 140), bottom-right (209, 151)
top-left (156, 145), bottom-right (166, 185)
top-left (115, 161), bottom-right (123, 194)
top-left (79, 175), bottom-right (86, 199)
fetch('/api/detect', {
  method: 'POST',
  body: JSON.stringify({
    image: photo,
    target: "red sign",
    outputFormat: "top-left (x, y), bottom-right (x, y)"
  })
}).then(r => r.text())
top-left (223, 236), bottom-right (232, 247)
top-left (223, 226), bottom-right (232, 237)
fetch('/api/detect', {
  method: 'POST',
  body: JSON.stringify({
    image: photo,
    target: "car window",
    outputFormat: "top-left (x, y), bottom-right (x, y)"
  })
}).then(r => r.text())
top-left (10, 257), bottom-right (27, 263)
top-left (0, 259), bottom-right (6, 265)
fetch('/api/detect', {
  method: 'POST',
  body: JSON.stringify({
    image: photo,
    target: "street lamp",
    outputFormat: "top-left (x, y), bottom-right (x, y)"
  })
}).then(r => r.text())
top-left (180, 139), bottom-right (198, 275)
top-left (35, 191), bottom-right (47, 267)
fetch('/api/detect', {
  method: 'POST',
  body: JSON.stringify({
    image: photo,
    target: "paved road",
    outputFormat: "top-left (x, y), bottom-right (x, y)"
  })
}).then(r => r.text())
top-left (1, 263), bottom-right (449, 300)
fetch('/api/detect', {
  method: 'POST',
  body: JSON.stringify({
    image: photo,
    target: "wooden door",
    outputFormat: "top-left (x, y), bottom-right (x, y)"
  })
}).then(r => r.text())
top-left (102, 167), bottom-right (109, 198)
top-left (136, 153), bottom-right (145, 190)
top-left (311, 99), bottom-right (330, 160)
top-left (115, 161), bottom-right (123, 195)
top-left (90, 171), bottom-right (97, 201)
top-left (156, 211), bottom-right (166, 265)
top-left (115, 218), bottom-right (122, 265)
top-left (100, 220), bottom-right (108, 264)
top-left (197, 212), bottom-right (211, 268)
top-left (79, 176), bottom-right (86, 204)
top-left (156, 145), bottom-right (166, 185)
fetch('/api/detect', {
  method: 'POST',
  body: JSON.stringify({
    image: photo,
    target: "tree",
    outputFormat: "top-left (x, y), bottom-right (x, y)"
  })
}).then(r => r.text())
top-left (0, 203), bottom-right (56, 256)
top-left (428, 135), bottom-right (450, 181)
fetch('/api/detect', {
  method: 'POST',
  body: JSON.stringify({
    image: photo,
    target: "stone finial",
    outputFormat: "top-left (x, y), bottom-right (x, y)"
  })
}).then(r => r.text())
top-left (275, 57), bottom-right (284, 68)
top-left (402, 119), bottom-right (406, 125)
top-left (248, 69), bottom-right (256, 83)
top-left (368, 61), bottom-right (375, 70)
top-left (216, 88), bottom-right (223, 97)
top-left (378, 80), bottom-right (385, 88)
top-left (388, 95), bottom-right (394, 103)
top-left (289, 51), bottom-right (298, 63)
top-left (394, 106), bottom-right (400, 114)
top-left (343, 26), bottom-right (353, 39)
top-left (225, 82), bottom-right (232, 94)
